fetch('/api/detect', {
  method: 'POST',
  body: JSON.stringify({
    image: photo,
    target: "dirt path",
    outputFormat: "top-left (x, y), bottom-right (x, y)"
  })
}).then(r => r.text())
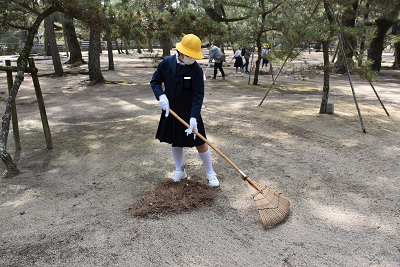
top-left (0, 51), bottom-right (399, 266)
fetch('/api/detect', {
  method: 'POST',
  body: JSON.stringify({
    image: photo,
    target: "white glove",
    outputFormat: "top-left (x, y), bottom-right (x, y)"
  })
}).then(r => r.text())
top-left (158, 94), bottom-right (169, 117)
top-left (185, 117), bottom-right (198, 139)
top-left (208, 63), bottom-right (211, 67)
top-left (230, 58), bottom-right (233, 62)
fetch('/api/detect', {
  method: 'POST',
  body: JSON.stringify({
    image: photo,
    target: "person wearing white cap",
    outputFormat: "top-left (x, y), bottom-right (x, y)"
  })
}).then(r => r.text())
top-left (150, 34), bottom-right (219, 187)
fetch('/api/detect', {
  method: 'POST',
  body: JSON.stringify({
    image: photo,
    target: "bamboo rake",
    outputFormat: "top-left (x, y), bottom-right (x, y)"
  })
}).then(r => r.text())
top-left (169, 109), bottom-right (290, 228)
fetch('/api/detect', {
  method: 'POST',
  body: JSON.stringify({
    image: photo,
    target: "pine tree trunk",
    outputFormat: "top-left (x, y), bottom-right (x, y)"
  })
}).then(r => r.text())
top-left (106, 37), bottom-right (114, 70)
top-left (391, 22), bottom-right (400, 69)
top-left (45, 16), bottom-right (63, 76)
top-left (252, 28), bottom-right (263, 85)
top-left (320, 0), bottom-right (335, 114)
top-left (394, 41), bottom-right (400, 69)
top-left (320, 41), bottom-right (331, 114)
top-left (161, 38), bottom-right (170, 58)
top-left (63, 15), bottom-right (84, 65)
top-left (88, 27), bottom-right (105, 85)
top-left (1, 151), bottom-right (20, 177)
top-left (358, 3), bottom-right (369, 67)
top-left (252, 36), bottom-right (262, 85)
top-left (115, 40), bottom-right (122, 54)
top-left (367, 18), bottom-right (394, 72)
top-left (124, 41), bottom-right (129, 55)
top-left (334, 1), bottom-right (358, 74)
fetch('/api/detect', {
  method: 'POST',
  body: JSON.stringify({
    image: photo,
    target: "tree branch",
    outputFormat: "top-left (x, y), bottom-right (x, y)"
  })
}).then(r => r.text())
top-left (6, 22), bottom-right (29, 31)
top-left (204, 7), bottom-right (253, 22)
top-left (261, 2), bottom-right (283, 16)
top-left (15, 1), bottom-right (40, 16)
top-left (204, 2), bottom-right (283, 23)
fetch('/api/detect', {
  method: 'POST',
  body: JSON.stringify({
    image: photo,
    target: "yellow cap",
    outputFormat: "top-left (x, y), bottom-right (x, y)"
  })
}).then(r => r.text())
top-left (176, 34), bottom-right (204, 59)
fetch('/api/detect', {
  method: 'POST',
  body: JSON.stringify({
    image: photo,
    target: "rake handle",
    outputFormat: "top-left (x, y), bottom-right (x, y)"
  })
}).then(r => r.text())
top-left (169, 108), bottom-right (262, 192)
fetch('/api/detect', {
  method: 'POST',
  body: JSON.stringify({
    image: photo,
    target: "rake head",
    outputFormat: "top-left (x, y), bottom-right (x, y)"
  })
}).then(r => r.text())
top-left (246, 179), bottom-right (290, 229)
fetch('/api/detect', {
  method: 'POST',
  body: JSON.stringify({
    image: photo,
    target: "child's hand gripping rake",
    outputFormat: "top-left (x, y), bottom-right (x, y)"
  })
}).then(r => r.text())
top-left (169, 108), bottom-right (290, 229)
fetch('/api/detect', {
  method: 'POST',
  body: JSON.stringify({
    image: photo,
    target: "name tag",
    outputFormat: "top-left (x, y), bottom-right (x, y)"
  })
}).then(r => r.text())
top-left (183, 76), bottom-right (192, 90)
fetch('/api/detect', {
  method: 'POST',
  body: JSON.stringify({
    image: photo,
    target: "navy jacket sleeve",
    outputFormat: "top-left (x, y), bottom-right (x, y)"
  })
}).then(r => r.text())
top-left (150, 59), bottom-right (167, 100)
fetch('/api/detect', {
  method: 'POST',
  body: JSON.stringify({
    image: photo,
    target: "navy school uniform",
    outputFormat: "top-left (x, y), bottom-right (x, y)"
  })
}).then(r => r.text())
top-left (150, 55), bottom-right (206, 147)
top-left (234, 56), bottom-right (243, 67)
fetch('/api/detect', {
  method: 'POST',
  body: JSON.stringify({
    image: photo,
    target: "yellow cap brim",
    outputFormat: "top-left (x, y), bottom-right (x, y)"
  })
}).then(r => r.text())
top-left (176, 42), bottom-right (204, 59)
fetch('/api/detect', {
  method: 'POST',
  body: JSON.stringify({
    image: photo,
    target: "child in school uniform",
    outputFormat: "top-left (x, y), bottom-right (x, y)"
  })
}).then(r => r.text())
top-left (150, 34), bottom-right (219, 187)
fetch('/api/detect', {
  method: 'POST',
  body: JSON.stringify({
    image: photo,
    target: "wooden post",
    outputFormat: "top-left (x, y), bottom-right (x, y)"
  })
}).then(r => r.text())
top-left (5, 60), bottom-right (22, 150)
top-left (28, 58), bottom-right (54, 149)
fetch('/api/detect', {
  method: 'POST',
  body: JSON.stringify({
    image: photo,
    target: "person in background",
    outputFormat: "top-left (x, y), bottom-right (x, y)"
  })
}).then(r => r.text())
top-left (206, 43), bottom-right (226, 80)
top-left (150, 34), bottom-right (219, 187)
top-left (241, 47), bottom-right (251, 74)
top-left (386, 44), bottom-right (391, 53)
top-left (231, 47), bottom-right (244, 77)
top-left (261, 45), bottom-right (270, 73)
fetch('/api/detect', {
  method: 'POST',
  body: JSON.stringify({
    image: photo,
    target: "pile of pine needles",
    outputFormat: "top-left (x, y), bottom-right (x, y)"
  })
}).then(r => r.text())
top-left (130, 179), bottom-right (219, 217)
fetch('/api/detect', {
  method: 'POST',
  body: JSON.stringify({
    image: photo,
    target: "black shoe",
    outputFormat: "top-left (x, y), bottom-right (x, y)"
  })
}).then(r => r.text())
top-left (211, 77), bottom-right (216, 80)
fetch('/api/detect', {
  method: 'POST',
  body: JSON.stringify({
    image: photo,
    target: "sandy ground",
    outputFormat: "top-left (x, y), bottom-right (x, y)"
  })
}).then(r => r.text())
top-left (0, 49), bottom-right (399, 267)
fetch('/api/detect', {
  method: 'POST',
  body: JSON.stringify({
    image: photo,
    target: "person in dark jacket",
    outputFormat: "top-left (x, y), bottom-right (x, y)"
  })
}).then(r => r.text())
top-left (241, 47), bottom-right (251, 74)
top-left (150, 34), bottom-right (219, 187)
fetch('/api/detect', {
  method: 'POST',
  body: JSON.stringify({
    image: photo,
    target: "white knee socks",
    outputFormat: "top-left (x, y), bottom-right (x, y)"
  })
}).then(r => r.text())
top-left (172, 147), bottom-right (214, 173)
top-left (172, 147), bottom-right (184, 170)
top-left (199, 149), bottom-right (214, 173)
